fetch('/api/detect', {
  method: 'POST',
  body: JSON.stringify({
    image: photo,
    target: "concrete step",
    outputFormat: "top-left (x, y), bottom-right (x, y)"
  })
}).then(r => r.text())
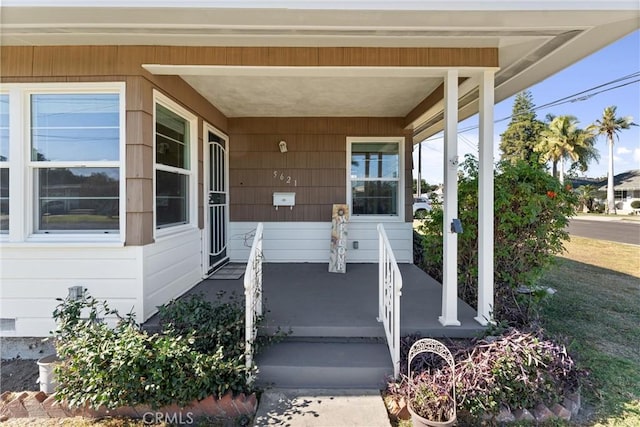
top-left (255, 341), bottom-right (393, 389)
top-left (261, 323), bottom-right (386, 338)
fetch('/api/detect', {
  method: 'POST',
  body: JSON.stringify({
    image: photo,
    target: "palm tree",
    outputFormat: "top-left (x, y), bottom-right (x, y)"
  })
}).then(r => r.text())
top-left (536, 115), bottom-right (597, 183)
top-left (590, 106), bottom-right (637, 214)
top-left (575, 184), bottom-right (597, 212)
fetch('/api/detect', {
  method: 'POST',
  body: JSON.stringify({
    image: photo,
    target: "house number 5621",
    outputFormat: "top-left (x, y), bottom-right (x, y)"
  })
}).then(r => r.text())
top-left (273, 170), bottom-right (297, 186)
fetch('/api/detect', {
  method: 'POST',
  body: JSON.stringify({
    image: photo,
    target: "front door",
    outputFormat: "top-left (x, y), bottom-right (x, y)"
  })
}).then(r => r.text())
top-left (206, 127), bottom-right (229, 273)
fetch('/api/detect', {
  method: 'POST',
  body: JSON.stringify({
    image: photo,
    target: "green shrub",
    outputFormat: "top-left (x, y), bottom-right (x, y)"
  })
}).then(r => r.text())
top-left (158, 292), bottom-right (245, 358)
top-left (592, 202), bottom-right (605, 213)
top-left (412, 230), bottom-right (425, 265)
top-left (417, 156), bottom-right (577, 324)
top-left (631, 200), bottom-right (640, 209)
top-left (408, 371), bottom-right (455, 422)
top-left (52, 292), bottom-right (250, 410)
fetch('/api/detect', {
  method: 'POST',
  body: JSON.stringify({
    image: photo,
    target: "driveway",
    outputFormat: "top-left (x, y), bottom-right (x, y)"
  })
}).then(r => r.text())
top-left (567, 218), bottom-right (640, 245)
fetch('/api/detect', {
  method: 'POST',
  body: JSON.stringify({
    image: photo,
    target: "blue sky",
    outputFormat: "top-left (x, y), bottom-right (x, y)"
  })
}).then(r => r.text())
top-left (414, 29), bottom-right (640, 186)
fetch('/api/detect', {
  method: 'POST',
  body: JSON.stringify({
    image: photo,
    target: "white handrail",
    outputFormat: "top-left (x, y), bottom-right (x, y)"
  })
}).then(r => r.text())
top-left (377, 223), bottom-right (403, 378)
top-left (244, 223), bottom-right (264, 375)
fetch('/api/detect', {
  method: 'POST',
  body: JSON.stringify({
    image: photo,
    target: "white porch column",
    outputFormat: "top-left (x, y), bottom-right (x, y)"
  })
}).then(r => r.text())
top-left (439, 70), bottom-right (460, 327)
top-left (475, 70), bottom-right (495, 325)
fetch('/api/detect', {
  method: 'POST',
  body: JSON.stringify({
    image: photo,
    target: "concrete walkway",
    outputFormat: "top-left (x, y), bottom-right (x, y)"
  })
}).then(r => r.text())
top-left (253, 389), bottom-right (391, 426)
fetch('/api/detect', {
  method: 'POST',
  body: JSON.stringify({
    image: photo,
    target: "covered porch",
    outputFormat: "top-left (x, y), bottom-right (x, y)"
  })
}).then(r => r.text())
top-left (148, 263), bottom-right (483, 339)
top-left (143, 261), bottom-right (483, 388)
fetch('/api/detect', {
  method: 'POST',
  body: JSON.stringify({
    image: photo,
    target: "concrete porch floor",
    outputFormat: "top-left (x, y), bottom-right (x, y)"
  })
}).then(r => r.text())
top-left (158, 263), bottom-right (484, 339)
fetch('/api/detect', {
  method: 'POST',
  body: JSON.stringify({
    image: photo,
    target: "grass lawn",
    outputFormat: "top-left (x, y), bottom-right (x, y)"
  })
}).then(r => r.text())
top-left (539, 236), bottom-right (640, 426)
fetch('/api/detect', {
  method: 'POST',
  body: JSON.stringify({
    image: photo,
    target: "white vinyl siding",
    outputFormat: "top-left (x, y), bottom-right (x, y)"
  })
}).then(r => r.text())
top-left (228, 221), bottom-right (412, 263)
top-left (0, 245), bottom-right (142, 337)
top-left (142, 228), bottom-right (204, 319)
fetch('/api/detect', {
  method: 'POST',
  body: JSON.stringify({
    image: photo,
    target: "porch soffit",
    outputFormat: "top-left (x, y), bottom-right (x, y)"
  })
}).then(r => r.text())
top-left (143, 65), bottom-right (475, 119)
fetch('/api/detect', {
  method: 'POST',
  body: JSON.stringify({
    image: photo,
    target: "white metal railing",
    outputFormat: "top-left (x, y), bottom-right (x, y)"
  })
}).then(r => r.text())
top-left (377, 223), bottom-right (403, 378)
top-left (244, 223), bottom-right (264, 374)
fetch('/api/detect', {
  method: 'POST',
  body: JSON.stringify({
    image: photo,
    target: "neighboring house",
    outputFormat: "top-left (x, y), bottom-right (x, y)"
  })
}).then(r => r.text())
top-left (599, 169), bottom-right (640, 213)
top-left (569, 169), bottom-right (640, 213)
top-left (0, 1), bottom-right (638, 338)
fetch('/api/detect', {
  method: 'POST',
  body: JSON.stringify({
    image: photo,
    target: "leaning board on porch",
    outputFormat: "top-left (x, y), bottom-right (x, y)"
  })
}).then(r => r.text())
top-left (329, 204), bottom-right (349, 273)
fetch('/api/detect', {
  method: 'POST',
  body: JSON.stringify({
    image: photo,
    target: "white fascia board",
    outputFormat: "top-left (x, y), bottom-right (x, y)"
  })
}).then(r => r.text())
top-left (143, 65), bottom-right (498, 78)
top-left (2, 1), bottom-right (639, 11)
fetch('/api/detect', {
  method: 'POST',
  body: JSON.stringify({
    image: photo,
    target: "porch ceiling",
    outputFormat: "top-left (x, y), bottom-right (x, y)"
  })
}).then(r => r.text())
top-left (182, 74), bottom-right (441, 118)
top-left (155, 67), bottom-right (444, 118)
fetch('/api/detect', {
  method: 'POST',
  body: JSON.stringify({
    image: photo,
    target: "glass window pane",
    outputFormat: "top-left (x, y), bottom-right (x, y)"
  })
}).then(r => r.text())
top-left (352, 180), bottom-right (398, 215)
top-left (31, 94), bottom-right (119, 162)
top-left (156, 134), bottom-right (187, 169)
top-left (156, 104), bottom-right (189, 169)
top-left (351, 143), bottom-right (398, 179)
top-left (32, 127), bottom-right (119, 162)
top-left (156, 170), bottom-right (188, 228)
top-left (0, 94), bottom-right (8, 161)
top-left (37, 168), bottom-right (119, 231)
top-left (0, 168), bottom-right (8, 233)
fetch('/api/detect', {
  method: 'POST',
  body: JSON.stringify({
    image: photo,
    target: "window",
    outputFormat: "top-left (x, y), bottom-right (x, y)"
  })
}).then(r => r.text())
top-left (614, 190), bottom-right (628, 201)
top-left (0, 94), bottom-right (8, 234)
top-left (348, 138), bottom-right (403, 217)
top-left (30, 93), bottom-right (120, 233)
top-left (154, 99), bottom-right (195, 229)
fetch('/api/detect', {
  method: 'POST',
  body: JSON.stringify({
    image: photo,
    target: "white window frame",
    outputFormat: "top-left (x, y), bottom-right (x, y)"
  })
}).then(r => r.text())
top-left (614, 190), bottom-right (627, 201)
top-left (346, 136), bottom-right (405, 222)
top-left (3, 83), bottom-right (126, 244)
top-left (153, 90), bottom-right (198, 238)
top-left (0, 91), bottom-right (9, 240)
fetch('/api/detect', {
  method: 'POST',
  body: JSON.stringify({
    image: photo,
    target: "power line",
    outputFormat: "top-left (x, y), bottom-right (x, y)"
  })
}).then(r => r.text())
top-left (452, 72), bottom-right (640, 135)
top-left (415, 72), bottom-right (639, 155)
top-left (458, 133), bottom-right (477, 151)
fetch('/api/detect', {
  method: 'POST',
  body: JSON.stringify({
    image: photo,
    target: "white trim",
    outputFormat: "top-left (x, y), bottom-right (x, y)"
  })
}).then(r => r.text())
top-left (5, 89), bottom-right (21, 242)
top-left (440, 70), bottom-right (461, 327)
top-left (202, 122), bottom-right (230, 277)
top-left (476, 69), bottom-right (495, 326)
top-left (144, 65), bottom-right (500, 79)
top-left (346, 136), bottom-right (405, 222)
top-left (1, 82), bottom-right (126, 243)
top-left (5, 1), bottom-right (638, 11)
top-left (152, 90), bottom-right (199, 238)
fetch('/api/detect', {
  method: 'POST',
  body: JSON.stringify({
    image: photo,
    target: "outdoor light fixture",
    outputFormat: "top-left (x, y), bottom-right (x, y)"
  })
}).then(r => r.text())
top-left (451, 218), bottom-right (463, 234)
top-left (279, 140), bottom-right (288, 153)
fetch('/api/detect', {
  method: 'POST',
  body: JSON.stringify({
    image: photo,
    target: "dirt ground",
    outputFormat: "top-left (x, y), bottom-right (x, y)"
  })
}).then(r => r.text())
top-left (0, 359), bottom-right (40, 392)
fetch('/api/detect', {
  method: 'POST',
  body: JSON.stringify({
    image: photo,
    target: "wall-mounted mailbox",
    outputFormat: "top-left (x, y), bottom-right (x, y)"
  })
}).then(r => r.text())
top-left (273, 192), bottom-right (295, 210)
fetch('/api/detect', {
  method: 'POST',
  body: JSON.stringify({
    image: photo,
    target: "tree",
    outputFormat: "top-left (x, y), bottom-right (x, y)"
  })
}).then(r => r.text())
top-left (535, 115), bottom-right (598, 183)
top-left (589, 106), bottom-right (637, 214)
top-left (574, 184), bottom-right (598, 212)
top-left (415, 156), bottom-right (577, 325)
top-left (413, 179), bottom-right (437, 195)
top-left (499, 91), bottom-right (546, 164)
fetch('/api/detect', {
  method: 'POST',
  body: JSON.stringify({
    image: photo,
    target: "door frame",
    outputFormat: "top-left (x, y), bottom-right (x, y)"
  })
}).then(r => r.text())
top-left (202, 122), bottom-right (230, 277)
